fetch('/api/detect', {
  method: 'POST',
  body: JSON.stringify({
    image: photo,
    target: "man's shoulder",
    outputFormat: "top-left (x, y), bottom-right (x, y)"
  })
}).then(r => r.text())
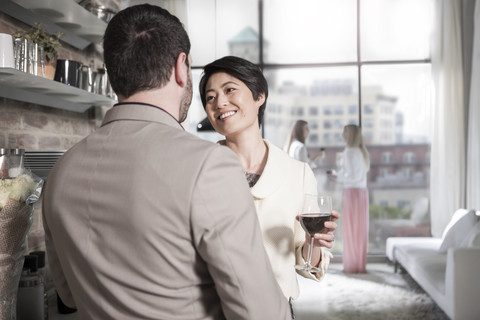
top-left (169, 133), bottom-right (239, 167)
top-left (175, 133), bottom-right (230, 153)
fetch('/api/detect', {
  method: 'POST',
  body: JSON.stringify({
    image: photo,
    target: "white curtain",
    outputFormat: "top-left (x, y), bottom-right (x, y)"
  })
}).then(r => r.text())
top-left (466, 1), bottom-right (480, 210)
top-left (430, 0), bottom-right (466, 237)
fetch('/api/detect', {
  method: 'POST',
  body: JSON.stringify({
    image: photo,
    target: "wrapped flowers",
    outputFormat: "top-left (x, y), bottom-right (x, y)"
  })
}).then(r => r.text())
top-left (0, 151), bottom-right (43, 320)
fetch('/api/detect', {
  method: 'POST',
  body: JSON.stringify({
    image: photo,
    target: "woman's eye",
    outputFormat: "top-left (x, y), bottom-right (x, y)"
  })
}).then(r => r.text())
top-left (226, 88), bottom-right (235, 94)
top-left (206, 95), bottom-right (215, 102)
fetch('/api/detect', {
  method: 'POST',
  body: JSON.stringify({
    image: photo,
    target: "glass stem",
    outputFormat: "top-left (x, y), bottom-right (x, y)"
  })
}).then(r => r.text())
top-left (306, 236), bottom-right (314, 267)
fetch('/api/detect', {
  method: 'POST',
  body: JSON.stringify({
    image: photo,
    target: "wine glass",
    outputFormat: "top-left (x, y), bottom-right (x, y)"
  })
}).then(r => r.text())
top-left (295, 194), bottom-right (332, 273)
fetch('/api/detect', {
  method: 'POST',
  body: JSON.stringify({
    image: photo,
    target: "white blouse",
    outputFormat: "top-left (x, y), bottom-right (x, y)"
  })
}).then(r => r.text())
top-left (336, 147), bottom-right (368, 188)
top-left (288, 140), bottom-right (309, 163)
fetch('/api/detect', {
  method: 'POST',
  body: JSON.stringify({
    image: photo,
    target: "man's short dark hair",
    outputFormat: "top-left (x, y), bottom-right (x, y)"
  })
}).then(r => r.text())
top-left (104, 4), bottom-right (191, 98)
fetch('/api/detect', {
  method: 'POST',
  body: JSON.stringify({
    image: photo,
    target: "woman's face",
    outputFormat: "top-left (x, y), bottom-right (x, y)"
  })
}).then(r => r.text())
top-left (303, 124), bottom-right (310, 140)
top-left (204, 72), bottom-right (264, 138)
top-left (343, 127), bottom-right (349, 142)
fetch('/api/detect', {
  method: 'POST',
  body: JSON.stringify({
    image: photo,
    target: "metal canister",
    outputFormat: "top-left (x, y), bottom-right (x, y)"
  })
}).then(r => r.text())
top-left (81, 65), bottom-right (94, 93)
top-left (0, 148), bottom-right (24, 178)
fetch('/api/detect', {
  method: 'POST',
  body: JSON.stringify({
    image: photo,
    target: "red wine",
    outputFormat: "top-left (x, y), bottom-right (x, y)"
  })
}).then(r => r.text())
top-left (299, 213), bottom-right (331, 236)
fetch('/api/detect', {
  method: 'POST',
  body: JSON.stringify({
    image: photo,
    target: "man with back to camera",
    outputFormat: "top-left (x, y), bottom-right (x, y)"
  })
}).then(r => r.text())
top-left (42, 4), bottom-right (292, 319)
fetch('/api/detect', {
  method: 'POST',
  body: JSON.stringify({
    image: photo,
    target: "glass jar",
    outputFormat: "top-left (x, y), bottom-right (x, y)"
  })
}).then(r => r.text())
top-left (0, 148), bottom-right (25, 179)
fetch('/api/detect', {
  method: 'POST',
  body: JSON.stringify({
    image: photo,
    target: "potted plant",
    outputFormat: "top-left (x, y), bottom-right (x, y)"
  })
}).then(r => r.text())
top-left (14, 23), bottom-right (64, 78)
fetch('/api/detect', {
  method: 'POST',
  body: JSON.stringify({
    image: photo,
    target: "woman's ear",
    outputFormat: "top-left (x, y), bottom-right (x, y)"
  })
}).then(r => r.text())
top-left (256, 93), bottom-right (266, 106)
top-left (174, 52), bottom-right (188, 87)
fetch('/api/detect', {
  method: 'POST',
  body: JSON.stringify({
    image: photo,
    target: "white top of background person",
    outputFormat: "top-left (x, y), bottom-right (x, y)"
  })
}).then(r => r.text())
top-left (329, 124), bottom-right (370, 188)
top-left (285, 120), bottom-right (325, 168)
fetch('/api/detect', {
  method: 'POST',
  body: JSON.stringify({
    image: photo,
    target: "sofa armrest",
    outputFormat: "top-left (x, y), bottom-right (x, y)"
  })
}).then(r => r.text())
top-left (446, 247), bottom-right (480, 320)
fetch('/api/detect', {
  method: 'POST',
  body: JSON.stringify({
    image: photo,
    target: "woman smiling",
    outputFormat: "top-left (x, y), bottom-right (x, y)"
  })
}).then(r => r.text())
top-left (199, 56), bottom-right (339, 303)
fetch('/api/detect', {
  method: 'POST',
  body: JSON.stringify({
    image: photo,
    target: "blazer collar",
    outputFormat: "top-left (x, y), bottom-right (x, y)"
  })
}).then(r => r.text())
top-left (250, 140), bottom-right (288, 199)
top-left (102, 103), bottom-right (184, 130)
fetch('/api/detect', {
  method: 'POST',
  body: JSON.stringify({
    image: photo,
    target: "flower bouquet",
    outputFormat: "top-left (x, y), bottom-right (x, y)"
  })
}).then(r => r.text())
top-left (0, 170), bottom-right (43, 320)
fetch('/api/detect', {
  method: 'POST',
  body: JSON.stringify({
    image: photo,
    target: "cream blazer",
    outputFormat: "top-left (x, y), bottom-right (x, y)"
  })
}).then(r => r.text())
top-left (251, 140), bottom-right (332, 299)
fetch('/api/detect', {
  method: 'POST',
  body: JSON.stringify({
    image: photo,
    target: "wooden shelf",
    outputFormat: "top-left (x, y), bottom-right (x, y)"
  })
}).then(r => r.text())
top-left (0, 67), bottom-right (115, 113)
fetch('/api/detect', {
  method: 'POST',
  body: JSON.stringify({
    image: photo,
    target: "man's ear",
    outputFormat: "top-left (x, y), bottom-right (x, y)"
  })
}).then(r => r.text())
top-left (175, 52), bottom-right (188, 87)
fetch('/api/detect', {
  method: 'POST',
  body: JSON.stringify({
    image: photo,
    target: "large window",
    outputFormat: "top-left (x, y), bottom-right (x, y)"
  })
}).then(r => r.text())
top-left (184, 0), bottom-right (434, 256)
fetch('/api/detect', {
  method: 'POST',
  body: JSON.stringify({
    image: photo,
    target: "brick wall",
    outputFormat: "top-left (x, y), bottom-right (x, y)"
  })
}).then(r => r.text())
top-left (0, 98), bottom-right (105, 150)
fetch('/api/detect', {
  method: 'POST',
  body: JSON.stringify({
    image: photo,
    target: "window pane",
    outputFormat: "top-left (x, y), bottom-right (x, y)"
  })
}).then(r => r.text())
top-left (263, 66), bottom-right (359, 149)
top-left (361, 0), bottom-right (434, 61)
top-left (185, 0), bottom-right (434, 258)
top-left (188, 0), bottom-right (259, 67)
top-left (361, 64), bottom-right (432, 145)
top-left (263, 0), bottom-right (357, 64)
top-left (263, 67), bottom-right (358, 227)
top-left (362, 64), bottom-right (432, 254)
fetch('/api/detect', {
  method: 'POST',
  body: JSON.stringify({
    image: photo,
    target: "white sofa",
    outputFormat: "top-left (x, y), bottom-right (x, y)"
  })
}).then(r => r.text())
top-left (386, 209), bottom-right (480, 320)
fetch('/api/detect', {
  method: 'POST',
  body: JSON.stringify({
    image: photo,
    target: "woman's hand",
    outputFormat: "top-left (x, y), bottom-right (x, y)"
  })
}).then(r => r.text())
top-left (297, 209), bottom-right (340, 266)
top-left (304, 209), bottom-right (339, 249)
top-left (297, 210), bottom-right (340, 253)
top-left (326, 170), bottom-right (337, 180)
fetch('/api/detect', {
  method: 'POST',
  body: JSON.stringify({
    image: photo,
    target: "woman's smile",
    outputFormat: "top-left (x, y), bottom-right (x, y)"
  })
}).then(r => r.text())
top-left (219, 111), bottom-right (237, 120)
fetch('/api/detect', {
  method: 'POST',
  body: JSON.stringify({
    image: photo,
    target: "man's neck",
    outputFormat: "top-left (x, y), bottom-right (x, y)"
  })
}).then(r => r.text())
top-left (120, 86), bottom-right (180, 121)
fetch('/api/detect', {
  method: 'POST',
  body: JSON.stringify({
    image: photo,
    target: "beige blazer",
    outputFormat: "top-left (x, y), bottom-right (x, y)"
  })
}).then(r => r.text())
top-left (42, 103), bottom-right (291, 320)
top-left (250, 140), bottom-right (332, 299)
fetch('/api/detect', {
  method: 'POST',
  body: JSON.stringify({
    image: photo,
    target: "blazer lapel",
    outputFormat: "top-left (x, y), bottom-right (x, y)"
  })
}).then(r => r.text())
top-left (250, 140), bottom-right (288, 200)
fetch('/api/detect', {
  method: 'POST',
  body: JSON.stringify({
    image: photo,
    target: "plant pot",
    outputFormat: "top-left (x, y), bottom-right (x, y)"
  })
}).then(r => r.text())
top-left (44, 61), bottom-right (55, 80)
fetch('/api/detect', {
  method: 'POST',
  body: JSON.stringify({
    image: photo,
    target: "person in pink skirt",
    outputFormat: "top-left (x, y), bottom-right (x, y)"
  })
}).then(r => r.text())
top-left (328, 124), bottom-right (370, 273)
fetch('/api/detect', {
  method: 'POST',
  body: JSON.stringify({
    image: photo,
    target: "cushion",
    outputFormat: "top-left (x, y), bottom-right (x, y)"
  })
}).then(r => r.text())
top-left (410, 197), bottom-right (429, 225)
top-left (438, 209), bottom-right (477, 253)
top-left (460, 221), bottom-right (480, 247)
top-left (441, 209), bottom-right (470, 238)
